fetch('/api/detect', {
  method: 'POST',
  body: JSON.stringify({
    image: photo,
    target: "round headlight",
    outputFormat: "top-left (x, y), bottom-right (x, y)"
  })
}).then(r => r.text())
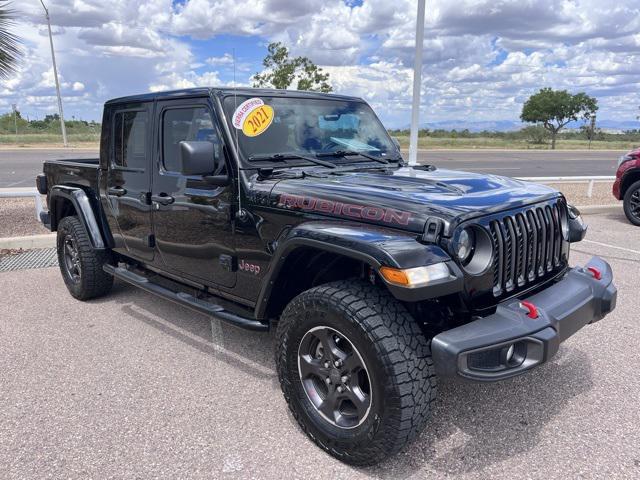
top-left (454, 226), bottom-right (493, 275)
top-left (455, 228), bottom-right (475, 264)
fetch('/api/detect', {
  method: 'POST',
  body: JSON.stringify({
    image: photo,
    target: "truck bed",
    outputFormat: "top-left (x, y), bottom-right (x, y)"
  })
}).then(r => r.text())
top-left (42, 157), bottom-right (101, 193)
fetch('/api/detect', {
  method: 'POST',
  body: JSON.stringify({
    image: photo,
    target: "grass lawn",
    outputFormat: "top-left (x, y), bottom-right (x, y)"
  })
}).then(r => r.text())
top-left (0, 133), bottom-right (100, 147)
top-left (393, 135), bottom-right (637, 150)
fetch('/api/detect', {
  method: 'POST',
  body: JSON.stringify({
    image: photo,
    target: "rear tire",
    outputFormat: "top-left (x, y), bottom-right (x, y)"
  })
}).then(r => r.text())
top-left (276, 280), bottom-right (436, 466)
top-left (57, 216), bottom-right (113, 300)
top-left (623, 180), bottom-right (640, 226)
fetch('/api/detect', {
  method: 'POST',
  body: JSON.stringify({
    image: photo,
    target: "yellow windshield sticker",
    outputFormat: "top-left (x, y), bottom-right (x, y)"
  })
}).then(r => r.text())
top-left (231, 98), bottom-right (274, 137)
top-left (242, 105), bottom-right (274, 137)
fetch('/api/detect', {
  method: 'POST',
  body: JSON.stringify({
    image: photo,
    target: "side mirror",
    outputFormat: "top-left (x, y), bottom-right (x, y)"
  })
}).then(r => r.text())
top-left (179, 141), bottom-right (217, 175)
top-left (391, 136), bottom-right (401, 150)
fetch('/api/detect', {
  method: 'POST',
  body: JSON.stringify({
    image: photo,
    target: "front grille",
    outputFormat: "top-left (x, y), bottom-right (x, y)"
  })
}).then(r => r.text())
top-left (489, 201), bottom-right (566, 297)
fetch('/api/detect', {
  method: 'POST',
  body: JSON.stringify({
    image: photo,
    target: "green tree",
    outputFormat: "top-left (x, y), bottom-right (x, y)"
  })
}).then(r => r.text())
top-left (520, 124), bottom-right (549, 145)
top-left (253, 42), bottom-right (332, 93)
top-left (0, 110), bottom-right (27, 134)
top-left (0, 1), bottom-right (21, 79)
top-left (580, 118), bottom-right (602, 144)
top-left (520, 88), bottom-right (598, 149)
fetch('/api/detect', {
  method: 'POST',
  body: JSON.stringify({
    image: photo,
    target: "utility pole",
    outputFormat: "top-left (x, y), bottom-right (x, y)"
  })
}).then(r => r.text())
top-left (39, 0), bottom-right (68, 147)
top-left (408, 0), bottom-right (426, 166)
top-left (589, 115), bottom-right (596, 150)
top-left (11, 104), bottom-right (18, 143)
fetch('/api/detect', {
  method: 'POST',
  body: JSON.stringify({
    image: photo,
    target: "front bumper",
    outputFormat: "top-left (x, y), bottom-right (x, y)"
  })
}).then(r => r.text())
top-left (432, 256), bottom-right (617, 382)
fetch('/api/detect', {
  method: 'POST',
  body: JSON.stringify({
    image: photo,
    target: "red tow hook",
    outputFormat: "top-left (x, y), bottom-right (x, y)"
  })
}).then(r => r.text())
top-left (587, 266), bottom-right (602, 280)
top-left (519, 301), bottom-right (539, 319)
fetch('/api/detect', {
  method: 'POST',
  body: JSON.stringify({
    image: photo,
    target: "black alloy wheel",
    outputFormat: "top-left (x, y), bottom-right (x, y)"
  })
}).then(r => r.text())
top-left (297, 326), bottom-right (371, 429)
top-left (62, 234), bottom-right (82, 283)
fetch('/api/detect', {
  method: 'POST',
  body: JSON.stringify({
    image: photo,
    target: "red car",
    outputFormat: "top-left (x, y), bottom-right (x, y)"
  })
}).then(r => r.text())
top-left (613, 147), bottom-right (640, 225)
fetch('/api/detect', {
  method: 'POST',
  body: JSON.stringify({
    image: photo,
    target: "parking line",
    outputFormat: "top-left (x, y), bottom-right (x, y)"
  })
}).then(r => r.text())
top-left (583, 239), bottom-right (640, 256)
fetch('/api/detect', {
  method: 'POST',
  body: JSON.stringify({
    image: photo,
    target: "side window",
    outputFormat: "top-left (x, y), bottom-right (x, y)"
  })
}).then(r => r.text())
top-left (162, 107), bottom-right (223, 174)
top-left (113, 110), bottom-right (148, 170)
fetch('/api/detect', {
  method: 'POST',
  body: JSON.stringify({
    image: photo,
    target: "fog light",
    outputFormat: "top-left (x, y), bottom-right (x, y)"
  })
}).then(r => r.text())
top-left (505, 344), bottom-right (515, 362)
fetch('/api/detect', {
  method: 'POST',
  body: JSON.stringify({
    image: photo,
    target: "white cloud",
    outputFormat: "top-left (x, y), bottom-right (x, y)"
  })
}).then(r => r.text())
top-left (205, 53), bottom-right (234, 66)
top-left (149, 70), bottom-right (223, 92)
top-left (2, 0), bottom-right (640, 126)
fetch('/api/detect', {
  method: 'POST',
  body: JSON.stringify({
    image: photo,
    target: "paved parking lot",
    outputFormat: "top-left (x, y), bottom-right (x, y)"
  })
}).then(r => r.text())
top-left (1, 211), bottom-right (639, 479)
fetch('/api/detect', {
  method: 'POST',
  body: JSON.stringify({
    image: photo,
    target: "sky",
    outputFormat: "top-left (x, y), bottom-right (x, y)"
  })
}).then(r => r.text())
top-left (1, 0), bottom-right (640, 129)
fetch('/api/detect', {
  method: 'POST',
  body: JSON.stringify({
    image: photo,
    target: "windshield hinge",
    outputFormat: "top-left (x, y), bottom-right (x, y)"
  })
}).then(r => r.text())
top-left (422, 218), bottom-right (444, 243)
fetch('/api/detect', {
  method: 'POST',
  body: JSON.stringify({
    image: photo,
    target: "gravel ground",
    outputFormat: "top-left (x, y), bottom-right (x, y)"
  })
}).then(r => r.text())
top-left (0, 198), bottom-right (49, 237)
top-left (545, 181), bottom-right (617, 207)
top-left (0, 211), bottom-right (638, 479)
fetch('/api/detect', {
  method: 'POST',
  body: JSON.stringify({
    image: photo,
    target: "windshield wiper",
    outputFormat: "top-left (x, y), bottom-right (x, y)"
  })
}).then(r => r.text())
top-left (248, 152), bottom-right (337, 169)
top-left (316, 149), bottom-right (399, 165)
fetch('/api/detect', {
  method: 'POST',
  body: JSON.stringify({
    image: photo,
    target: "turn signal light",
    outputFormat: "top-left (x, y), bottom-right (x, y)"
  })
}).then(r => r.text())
top-left (379, 266), bottom-right (410, 285)
top-left (379, 263), bottom-right (451, 288)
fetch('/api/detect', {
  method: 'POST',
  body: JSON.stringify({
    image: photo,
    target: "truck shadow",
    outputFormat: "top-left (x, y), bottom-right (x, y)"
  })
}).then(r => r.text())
top-left (97, 280), bottom-right (593, 476)
top-left (98, 280), bottom-right (280, 389)
top-left (366, 346), bottom-right (593, 477)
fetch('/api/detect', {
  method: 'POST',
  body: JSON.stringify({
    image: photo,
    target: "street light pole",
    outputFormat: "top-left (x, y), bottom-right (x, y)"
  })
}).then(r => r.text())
top-left (39, 0), bottom-right (68, 147)
top-left (408, 0), bottom-right (426, 166)
top-left (11, 104), bottom-right (17, 143)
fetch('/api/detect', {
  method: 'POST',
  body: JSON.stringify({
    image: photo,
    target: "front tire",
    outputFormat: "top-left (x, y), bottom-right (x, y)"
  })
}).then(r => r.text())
top-left (623, 180), bottom-right (640, 226)
top-left (276, 280), bottom-right (436, 466)
top-left (57, 216), bottom-right (114, 300)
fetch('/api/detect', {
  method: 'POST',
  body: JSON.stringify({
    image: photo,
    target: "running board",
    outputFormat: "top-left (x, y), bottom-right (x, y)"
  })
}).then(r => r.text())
top-left (103, 265), bottom-right (269, 332)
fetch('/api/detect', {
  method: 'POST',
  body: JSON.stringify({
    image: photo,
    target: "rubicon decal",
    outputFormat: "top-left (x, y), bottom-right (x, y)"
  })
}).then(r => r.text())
top-left (279, 193), bottom-right (411, 226)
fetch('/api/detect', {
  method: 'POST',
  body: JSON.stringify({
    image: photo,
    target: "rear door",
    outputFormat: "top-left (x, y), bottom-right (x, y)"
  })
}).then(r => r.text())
top-left (151, 98), bottom-right (236, 288)
top-left (104, 102), bottom-right (154, 261)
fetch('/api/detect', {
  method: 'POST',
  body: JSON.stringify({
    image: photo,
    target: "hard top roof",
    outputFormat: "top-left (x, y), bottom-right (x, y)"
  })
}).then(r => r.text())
top-left (105, 87), bottom-right (363, 105)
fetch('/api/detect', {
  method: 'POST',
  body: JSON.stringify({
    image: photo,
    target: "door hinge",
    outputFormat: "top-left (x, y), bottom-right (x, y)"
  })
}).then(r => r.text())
top-left (219, 254), bottom-right (237, 272)
top-left (145, 234), bottom-right (156, 248)
top-left (140, 192), bottom-right (152, 205)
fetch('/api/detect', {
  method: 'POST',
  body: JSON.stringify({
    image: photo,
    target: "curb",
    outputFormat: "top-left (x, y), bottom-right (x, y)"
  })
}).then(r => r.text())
top-left (0, 233), bottom-right (55, 250)
top-left (574, 204), bottom-right (621, 215)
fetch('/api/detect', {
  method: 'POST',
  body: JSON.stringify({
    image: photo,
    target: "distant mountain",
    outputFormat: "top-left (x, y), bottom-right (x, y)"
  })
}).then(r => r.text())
top-left (416, 120), bottom-right (522, 132)
top-left (591, 120), bottom-right (639, 131)
top-left (395, 119), bottom-right (639, 132)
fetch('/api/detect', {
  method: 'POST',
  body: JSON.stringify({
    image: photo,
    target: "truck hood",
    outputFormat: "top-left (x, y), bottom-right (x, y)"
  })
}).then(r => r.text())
top-left (267, 166), bottom-right (560, 234)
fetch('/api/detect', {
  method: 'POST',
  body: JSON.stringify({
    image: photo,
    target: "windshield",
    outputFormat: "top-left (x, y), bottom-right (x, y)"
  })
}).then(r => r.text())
top-left (222, 95), bottom-right (398, 164)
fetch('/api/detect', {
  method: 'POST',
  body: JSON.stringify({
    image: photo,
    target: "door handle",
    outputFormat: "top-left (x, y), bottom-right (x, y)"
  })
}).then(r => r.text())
top-left (150, 194), bottom-right (175, 206)
top-left (108, 186), bottom-right (127, 197)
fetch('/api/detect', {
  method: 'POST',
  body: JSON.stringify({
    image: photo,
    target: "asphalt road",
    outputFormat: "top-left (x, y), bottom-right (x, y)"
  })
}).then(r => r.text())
top-left (0, 148), bottom-right (623, 188)
top-left (1, 212), bottom-right (639, 479)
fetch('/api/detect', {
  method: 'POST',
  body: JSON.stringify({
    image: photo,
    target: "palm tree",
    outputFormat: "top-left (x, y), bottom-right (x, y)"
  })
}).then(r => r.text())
top-left (0, 1), bottom-right (20, 79)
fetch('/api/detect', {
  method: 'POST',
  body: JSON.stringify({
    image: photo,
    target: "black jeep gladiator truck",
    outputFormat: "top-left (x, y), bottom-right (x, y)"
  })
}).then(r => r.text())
top-left (37, 88), bottom-right (617, 465)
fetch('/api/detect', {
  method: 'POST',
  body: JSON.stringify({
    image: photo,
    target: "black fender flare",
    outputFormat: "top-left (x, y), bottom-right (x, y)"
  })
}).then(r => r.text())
top-left (255, 221), bottom-right (463, 318)
top-left (49, 186), bottom-right (107, 249)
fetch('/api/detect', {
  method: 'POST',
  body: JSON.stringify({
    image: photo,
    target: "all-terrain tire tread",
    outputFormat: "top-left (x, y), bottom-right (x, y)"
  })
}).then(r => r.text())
top-left (276, 279), bottom-right (436, 466)
top-left (57, 216), bottom-right (113, 300)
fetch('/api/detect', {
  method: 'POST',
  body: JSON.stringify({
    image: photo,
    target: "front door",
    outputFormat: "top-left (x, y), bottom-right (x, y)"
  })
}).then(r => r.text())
top-left (151, 99), bottom-right (236, 288)
top-left (105, 102), bottom-right (154, 261)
